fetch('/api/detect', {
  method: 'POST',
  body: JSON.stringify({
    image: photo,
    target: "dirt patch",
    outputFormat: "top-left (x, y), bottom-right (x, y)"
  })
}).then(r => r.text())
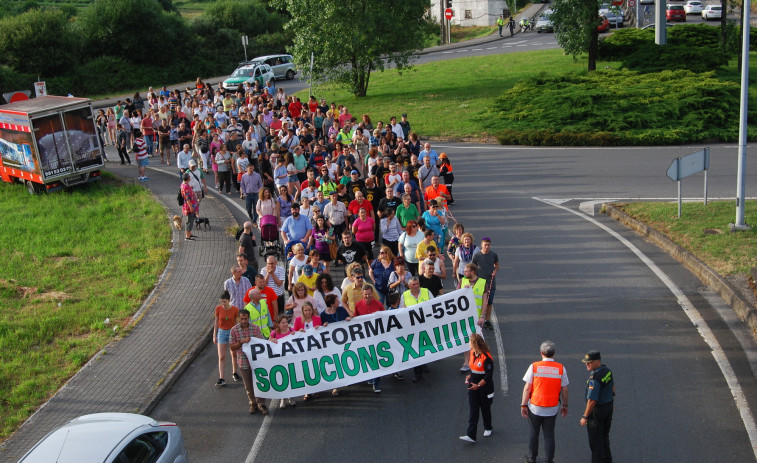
top-left (724, 273), bottom-right (757, 310)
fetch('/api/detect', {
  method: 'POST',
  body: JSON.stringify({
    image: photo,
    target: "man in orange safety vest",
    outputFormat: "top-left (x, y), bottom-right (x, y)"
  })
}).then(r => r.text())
top-left (520, 340), bottom-right (569, 463)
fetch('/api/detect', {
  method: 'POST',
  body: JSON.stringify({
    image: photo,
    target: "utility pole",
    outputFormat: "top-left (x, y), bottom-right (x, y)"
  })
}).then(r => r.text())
top-left (440, 0), bottom-right (446, 44)
top-left (732, 0), bottom-right (751, 231)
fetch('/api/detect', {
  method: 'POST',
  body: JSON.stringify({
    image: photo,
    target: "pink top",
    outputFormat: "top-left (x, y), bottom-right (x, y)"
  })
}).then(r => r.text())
top-left (294, 315), bottom-right (322, 331)
top-left (271, 328), bottom-right (294, 339)
top-left (352, 217), bottom-right (375, 243)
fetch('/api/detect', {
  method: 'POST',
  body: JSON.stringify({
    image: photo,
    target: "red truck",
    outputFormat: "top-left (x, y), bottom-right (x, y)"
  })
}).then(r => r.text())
top-left (0, 95), bottom-right (104, 194)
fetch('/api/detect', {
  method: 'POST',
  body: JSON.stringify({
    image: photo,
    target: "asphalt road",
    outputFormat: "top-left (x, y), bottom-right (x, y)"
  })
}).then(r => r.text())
top-left (151, 142), bottom-right (757, 462)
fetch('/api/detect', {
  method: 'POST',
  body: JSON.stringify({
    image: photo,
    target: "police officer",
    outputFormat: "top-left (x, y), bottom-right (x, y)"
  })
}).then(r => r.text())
top-left (521, 340), bottom-right (569, 463)
top-left (580, 350), bottom-right (615, 463)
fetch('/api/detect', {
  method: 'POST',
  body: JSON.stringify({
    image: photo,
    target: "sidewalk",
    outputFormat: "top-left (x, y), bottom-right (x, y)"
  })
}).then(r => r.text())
top-left (0, 156), bottom-right (240, 462)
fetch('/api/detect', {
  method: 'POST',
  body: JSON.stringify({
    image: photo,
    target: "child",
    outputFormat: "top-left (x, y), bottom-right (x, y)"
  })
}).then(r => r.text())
top-left (269, 314), bottom-right (296, 408)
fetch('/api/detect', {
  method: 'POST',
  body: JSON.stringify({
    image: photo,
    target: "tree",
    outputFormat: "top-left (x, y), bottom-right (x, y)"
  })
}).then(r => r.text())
top-left (78, 0), bottom-right (190, 64)
top-left (550, 0), bottom-right (601, 71)
top-left (276, 0), bottom-right (429, 97)
top-left (0, 8), bottom-right (80, 75)
top-left (204, 0), bottom-right (285, 37)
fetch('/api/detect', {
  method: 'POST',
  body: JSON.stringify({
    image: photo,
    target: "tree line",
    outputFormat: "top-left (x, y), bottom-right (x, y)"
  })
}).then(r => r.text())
top-left (0, 0), bottom-right (291, 97)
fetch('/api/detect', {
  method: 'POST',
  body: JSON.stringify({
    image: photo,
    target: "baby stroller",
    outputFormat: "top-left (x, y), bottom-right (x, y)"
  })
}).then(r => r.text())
top-left (258, 215), bottom-right (283, 259)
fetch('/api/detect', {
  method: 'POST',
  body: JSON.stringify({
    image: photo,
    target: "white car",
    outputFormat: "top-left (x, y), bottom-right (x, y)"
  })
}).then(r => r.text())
top-left (683, 0), bottom-right (703, 14)
top-left (535, 10), bottom-right (554, 32)
top-left (701, 4), bottom-right (722, 20)
top-left (248, 54), bottom-right (297, 81)
top-left (18, 413), bottom-right (188, 463)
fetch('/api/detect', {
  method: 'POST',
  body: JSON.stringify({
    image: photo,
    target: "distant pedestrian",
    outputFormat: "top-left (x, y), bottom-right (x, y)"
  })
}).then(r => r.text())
top-left (229, 309), bottom-right (268, 415)
top-left (509, 17), bottom-right (516, 36)
top-left (497, 15), bottom-right (505, 36)
top-left (521, 340), bottom-right (569, 463)
top-left (580, 350), bottom-right (615, 463)
top-left (460, 333), bottom-right (494, 443)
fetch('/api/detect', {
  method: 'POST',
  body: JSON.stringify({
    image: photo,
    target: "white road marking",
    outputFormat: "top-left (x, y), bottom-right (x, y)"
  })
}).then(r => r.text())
top-left (534, 196), bottom-right (757, 461)
top-left (701, 289), bottom-right (757, 382)
top-left (442, 51), bottom-right (454, 53)
top-left (491, 311), bottom-right (509, 396)
top-left (245, 402), bottom-right (278, 463)
top-left (472, 48), bottom-right (483, 51)
top-left (486, 47), bottom-right (497, 49)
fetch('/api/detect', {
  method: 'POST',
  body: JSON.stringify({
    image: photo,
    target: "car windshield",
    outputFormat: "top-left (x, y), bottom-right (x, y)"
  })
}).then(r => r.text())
top-left (231, 68), bottom-right (253, 78)
top-left (670, 5), bottom-right (683, 9)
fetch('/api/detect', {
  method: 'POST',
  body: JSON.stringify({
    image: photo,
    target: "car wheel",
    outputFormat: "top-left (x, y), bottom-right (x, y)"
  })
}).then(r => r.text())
top-left (285, 70), bottom-right (295, 80)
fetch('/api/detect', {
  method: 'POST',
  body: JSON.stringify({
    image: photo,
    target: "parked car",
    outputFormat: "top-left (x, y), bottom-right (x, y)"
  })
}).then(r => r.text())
top-left (248, 54), bottom-right (297, 81)
top-left (701, 4), bottom-right (722, 20)
top-left (597, 15), bottom-right (611, 32)
top-left (683, 0), bottom-right (704, 14)
top-left (222, 63), bottom-right (275, 91)
top-left (666, 4), bottom-right (687, 21)
top-left (18, 413), bottom-right (188, 463)
top-left (602, 9), bottom-right (624, 27)
top-left (535, 10), bottom-right (554, 32)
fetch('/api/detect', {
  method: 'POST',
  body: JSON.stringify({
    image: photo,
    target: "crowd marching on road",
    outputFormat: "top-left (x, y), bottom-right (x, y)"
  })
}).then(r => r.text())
top-left (106, 78), bottom-right (614, 460)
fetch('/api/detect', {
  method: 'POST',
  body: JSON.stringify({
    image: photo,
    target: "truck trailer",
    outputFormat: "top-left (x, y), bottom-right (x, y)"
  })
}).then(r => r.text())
top-left (0, 95), bottom-right (104, 194)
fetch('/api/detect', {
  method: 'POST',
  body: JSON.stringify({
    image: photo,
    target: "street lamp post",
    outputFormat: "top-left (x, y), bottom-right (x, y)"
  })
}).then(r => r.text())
top-left (732, 0), bottom-right (751, 231)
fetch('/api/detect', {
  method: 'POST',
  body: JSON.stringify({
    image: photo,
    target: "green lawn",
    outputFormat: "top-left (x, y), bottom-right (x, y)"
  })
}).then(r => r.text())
top-left (303, 49), bottom-right (595, 140)
top-left (614, 201), bottom-right (757, 274)
top-left (0, 176), bottom-right (170, 442)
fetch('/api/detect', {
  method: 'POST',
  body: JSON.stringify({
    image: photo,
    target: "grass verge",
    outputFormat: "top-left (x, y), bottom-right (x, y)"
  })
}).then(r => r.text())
top-left (450, 25), bottom-right (498, 43)
top-left (305, 49), bottom-right (593, 140)
top-left (301, 46), bottom-right (756, 144)
top-left (0, 175), bottom-right (170, 442)
top-left (613, 200), bottom-right (757, 275)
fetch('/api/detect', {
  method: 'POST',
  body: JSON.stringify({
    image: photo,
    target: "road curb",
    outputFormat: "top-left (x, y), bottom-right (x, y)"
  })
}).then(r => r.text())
top-left (604, 203), bottom-right (757, 338)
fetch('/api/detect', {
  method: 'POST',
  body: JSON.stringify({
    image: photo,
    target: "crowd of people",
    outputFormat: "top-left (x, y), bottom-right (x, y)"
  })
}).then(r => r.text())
top-left (130, 78), bottom-right (501, 412)
top-left (114, 79), bottom-right (614, 461)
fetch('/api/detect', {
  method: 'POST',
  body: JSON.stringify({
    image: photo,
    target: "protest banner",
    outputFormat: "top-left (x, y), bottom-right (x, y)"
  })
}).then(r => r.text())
top-left (242, 288), bottom-right (478, 398)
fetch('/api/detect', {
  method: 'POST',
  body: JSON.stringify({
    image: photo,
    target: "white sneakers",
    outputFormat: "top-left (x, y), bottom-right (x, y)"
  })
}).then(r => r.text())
top-left (484, 429), bottom-right (492, 437)
top-left (459, 436), bottom-right (475, 443)
top-left (279, 399), bottom-right (287, 409)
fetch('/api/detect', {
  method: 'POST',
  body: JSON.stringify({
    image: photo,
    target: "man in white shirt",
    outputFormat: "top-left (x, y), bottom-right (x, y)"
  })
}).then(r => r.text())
top-left (177, 144), bottom-right (192, 174)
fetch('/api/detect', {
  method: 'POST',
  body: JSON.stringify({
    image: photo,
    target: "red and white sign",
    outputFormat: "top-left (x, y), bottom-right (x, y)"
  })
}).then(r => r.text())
top-left (34, 82), bottom-right (47, 98)
top-left (628, 0), bottom-right (635, 6)
top-left (444, 8), bottom-right (453, 20)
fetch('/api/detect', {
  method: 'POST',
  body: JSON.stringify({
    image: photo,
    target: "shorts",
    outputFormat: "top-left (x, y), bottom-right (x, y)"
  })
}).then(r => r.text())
top-left (319, 251), bottom-right (332, 262)
top-left (217, 328), bottom-right (230, 344)
top-left (288, 174), bottom-right (298, 183)
top-left (137, 158), bottom-right (149, 168)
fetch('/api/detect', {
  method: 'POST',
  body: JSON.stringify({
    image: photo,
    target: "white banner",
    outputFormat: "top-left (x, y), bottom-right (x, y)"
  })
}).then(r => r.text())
top-left (243, 288), bottom-right (478, 398)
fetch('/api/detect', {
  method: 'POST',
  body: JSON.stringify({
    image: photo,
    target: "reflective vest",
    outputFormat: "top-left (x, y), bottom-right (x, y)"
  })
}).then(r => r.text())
top-left (469, 350), bottom-right (492, 374)
top-left (244, 300), bottom-right (271, 338)
top-left (530, 360), bottom-right (564, 407)
top-left (461, 277), bottom-right (487, 317)
top-left (402, 288), bottom-right (431, 307)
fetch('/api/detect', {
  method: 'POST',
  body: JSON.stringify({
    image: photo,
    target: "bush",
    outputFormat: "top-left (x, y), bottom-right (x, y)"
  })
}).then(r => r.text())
top-left (488, 69), bottom-right (757, 146)
top-left (0, 8), bottom-right (80, 75)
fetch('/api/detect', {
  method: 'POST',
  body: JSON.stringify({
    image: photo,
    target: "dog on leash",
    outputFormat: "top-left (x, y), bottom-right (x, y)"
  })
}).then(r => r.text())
top-left (195, 217), bottom-right (211, 231)
top-left (172, 215), bottom-right (183, 230)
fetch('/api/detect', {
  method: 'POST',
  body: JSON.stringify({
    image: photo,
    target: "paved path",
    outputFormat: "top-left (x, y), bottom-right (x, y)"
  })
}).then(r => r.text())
top-left (0, 157), bottom-right (240, 462)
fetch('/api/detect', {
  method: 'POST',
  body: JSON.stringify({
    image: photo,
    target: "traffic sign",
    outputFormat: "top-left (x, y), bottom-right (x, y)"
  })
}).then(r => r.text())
top-left (629, 0), bottom-right (635, 6)
top-left (444, 8), bottom-right (453, 20)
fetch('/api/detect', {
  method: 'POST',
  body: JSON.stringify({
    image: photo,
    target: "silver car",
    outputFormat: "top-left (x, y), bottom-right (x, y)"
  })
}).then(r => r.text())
top-left (684, 0), bottom-right (703, 14)
top-left (249, 54), bottom-right (297, 81)
top-left (18, 413), bottom-right (188, 463)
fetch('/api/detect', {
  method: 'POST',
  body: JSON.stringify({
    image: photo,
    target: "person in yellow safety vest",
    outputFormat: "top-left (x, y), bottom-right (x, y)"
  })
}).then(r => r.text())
top-left (497, 15), bottom-right (505, 37)
top-left (400, 275), bottom-right (433, 382)
top-left (459, 263), bottom-right (489, 373)
top-left (461, 263), bottom-right (488, 323)
top-left (520, 340), bottom-right (569, 463)
top-left (244, 288), bottom-right (273, 338)
top-left (400, 276), bottom-right (431, 308)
